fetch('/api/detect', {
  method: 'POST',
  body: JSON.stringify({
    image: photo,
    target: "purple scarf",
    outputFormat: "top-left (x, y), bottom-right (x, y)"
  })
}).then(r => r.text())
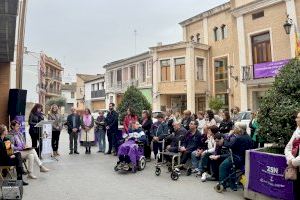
top-left (83, 114), bottom-right (92, 126)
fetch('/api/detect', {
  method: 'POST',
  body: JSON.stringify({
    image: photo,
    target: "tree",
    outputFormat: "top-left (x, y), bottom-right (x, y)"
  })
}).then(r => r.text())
top-left (209, 97), bottom-right (224, 113)
top-left (46, 97), bottom-right (67, 108)
top-left (258, 58), bottom-right (300, 147)
top-left (117, 86), bottom-right (151, 122)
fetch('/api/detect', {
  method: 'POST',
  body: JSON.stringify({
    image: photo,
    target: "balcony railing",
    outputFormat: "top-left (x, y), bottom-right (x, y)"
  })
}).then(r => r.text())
top-left (107, 79), bottom-right (139, 92)
top-left (45, 73), bottom-right (62, 81)
top-left (46, 88), bottom-right (61, 95)
top-left (91, 89), bottom-right (105, 98)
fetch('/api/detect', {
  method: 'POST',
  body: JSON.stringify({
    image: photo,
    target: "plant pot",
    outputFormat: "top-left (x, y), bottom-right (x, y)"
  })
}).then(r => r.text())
top-left (244, 147), bottom-right (295, 200)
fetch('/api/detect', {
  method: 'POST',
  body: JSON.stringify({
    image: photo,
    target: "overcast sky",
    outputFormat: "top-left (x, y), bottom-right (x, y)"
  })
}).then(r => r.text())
top-left (24, 0), bottom-right (228, 82)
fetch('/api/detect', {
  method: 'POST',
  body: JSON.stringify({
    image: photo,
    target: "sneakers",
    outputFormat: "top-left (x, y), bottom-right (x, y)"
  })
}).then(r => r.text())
top-left (40, 166), bottom-right (50, 173)
top-left (28, 173), bottom-right (37, 179)
top-left (201, 172), bottom-right (211, 182)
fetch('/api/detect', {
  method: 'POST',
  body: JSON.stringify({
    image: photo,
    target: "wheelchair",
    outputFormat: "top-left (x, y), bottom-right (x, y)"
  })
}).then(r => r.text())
top-left (214, 149), bottom-right (246, 193)
top-left (154, 139), bottom-right (192, 181)
top-left (114, 140), bottom-right (146, 173)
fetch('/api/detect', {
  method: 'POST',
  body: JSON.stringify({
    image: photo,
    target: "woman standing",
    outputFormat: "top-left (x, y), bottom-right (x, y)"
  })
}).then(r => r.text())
top-left (285, 111), bottom-right (300, 199)
top-left (95, 111), bottom-right (106, 153)
top-left (9, 120), bottom-right (49, 179)
top-left (29, 103), bottom-right (44, 157)
top-left (219, 111), bottom-right (234, 134)
top-left (48, 104), bottom-right (63, 157)
top-left (123, 108), bottom-right (138, 134)
top-left (0, 124), bottom-right (28, 185)
top-left (250, 111), bottom-right (264, 148)
top-left (141, 110), bottom-right (153, 161)
top-left (81, 108), bottom-right (95, 154)
top-left (204, 110), bottom-right (217, 128)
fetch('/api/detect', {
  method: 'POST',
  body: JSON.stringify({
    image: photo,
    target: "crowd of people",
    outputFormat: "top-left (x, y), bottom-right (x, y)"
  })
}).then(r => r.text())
top-left (1, 101), bottom-right (299, 196)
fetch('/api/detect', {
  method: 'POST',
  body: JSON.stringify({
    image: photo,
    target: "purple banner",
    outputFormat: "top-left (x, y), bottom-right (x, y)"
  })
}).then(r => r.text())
top-left (248, 151), bottom-right (294, 200)
top-left (254, 59), bottom-right (289, 79)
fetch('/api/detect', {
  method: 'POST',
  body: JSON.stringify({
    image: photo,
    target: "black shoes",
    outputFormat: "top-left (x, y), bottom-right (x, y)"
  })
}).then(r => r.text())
top-left (105, 151), bottom-right (111, 155)
top-left (74, 151), bottom-right (79, 154)
top-left (22, 181), bottom-right (29, 186)
top-left (69, 151), bottom-right (73, 155)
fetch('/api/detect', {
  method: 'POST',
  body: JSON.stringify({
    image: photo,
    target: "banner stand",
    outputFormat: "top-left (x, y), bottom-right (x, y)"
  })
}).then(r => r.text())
top-left (35, 120), bottom-right (58, 163)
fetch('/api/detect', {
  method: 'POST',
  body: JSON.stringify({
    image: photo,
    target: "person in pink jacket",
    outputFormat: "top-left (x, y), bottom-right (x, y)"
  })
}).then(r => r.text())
top-left (123, 108), bottom-right (138, 134)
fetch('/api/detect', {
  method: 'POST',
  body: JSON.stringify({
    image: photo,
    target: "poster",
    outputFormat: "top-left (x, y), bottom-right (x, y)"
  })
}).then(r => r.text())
top-left (42, 124), bottom-right (52, 155)
top-left (248, 150), bottom-right (294, 200)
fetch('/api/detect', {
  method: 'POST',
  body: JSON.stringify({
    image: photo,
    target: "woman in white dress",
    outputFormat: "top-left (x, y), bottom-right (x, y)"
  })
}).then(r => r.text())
top-left (81, 108), bottom-right (95, 154)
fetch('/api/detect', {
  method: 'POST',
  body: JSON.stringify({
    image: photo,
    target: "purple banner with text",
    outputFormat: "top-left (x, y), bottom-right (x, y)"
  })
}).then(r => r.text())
top-left (248, 150), bottom-right (294, 200)
top-left (254, 59), bottom-right (290, 79)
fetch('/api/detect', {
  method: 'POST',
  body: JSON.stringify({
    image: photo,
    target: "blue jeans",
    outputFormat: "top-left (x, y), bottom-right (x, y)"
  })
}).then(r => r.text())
top-left (219, 157), bottom-right (235, 189)
top-left (96, 129), bottom-right (106, 152)
top-left (191, 150), bottom-right (202, 171)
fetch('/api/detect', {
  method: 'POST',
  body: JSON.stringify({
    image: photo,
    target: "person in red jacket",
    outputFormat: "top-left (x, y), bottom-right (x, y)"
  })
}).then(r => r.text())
top-left (123, 108), bottom-right (138, 134)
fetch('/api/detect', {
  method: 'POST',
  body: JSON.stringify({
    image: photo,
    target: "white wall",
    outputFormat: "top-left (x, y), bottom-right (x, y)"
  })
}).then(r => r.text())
top-left (61, 90), bottom-right (76, 105)
top-left (84, 78), bottom-right (105, 102)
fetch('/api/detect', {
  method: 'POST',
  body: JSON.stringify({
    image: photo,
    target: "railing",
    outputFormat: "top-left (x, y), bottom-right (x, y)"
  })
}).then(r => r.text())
top-left (242, 65), bottom-right (254, 81)
top-left (107, 79), bottom-right (139, 92)
top-left (45, 73), bottom-right (62, 81)
top-left (91, 89), bottom-right (105, 98)
top-left (46, 88), bottom-right (61, 95)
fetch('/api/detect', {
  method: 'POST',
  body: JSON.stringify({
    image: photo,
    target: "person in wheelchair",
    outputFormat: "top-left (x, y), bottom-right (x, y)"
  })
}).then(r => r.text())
top-left (117, 121), bottom-right (147, 172)
top-left (218, 122), bottom-right (253, 191)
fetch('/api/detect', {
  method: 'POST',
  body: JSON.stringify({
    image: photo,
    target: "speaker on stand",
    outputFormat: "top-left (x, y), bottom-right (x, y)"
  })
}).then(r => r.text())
top-left (8, 89), bottom-right (27, 128)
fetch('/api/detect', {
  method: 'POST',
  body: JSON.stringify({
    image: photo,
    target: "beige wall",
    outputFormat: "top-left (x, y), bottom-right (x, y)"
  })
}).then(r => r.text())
top-left (244, 2), bottom-right (291, 65)
top-left (0, 63), bottom-right (10, 125)
top-left (76, 77), bottom-right (85, 110)
top-left (232, 0), bottom-right (256, 8)
top-left (92, 100), bottom-right (105, 110)
top-left (186, 20), bottom-right (203, 42)
top-left (157, 48), bottom-right (186, 58)
top-left (296, 0), bottom-right (300, 26)
top-left (158, 81), bottom-right (186, 94)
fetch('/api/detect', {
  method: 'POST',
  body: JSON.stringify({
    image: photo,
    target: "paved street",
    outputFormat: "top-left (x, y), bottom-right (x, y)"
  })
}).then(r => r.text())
top-left (2, 130), bottom-right (244, 200)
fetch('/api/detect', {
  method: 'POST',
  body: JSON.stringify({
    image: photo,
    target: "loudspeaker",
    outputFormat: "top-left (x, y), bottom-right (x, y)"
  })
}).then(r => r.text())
top-left (8, 89), bottom-right (27, 120)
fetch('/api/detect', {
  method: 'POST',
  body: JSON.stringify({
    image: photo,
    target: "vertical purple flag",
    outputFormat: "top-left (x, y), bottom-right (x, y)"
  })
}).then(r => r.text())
top-left (248, 150), bottom-right (294, 200)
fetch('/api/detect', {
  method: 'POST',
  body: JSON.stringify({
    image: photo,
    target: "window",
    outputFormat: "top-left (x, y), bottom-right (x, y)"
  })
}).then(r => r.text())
top-left (221, 24), bottom-right (228, 39)
top-left (117, 69), bottom-right (122, 86)
top-left (174, 58), bottom-right (185, 81)
top-left (71, 92), bottom-right (75, 98)
top-left (139, 62), bottom-right (146, 83)
top-left (196, 58), bottom-right (204, 80)
top-left (109, 71), bottom-right (114, 87)
top-left (96, 83), bottom-right (99, 91)
top-left (252, 11), bottom-right (264, 20)
top-left (190, 35), bottom-right (194, 42)
top-left (101, 82), bottom-right (104, 90)
top-left (213, 27), bottom-right (219, 41)
top-left (196, 33), bottom-right (201, 43)
top-left (160, 59), bottom-right (170, 81)
top-left (123, 67), bottom-right (128, 81)
top-left (251, 32), bottom-right (272, 64)
top-left (91, 84), bottom-right (95, 91)
top-left (214, 57), bottom-right (229, 108)
top-left (130, 65), bottom-right (135, 79)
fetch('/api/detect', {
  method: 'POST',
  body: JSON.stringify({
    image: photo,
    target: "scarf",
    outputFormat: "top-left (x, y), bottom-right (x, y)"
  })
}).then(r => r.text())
top-left (292, 128), bottom-right (300, 157)
top-left (83, 114), bottom-right (92, 126)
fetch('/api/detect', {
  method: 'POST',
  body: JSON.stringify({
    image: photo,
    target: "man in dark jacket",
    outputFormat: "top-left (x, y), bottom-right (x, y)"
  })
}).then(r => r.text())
top-left (179, 120), bottom-right (202, 164)
top-left (150, 113), bottom-right (169, 159)
top-left (219, 122), bottom-right (253, 190)
top-left (66, 107), bottom-right (81, 155)
top-left (166, 121), bottom-right (187, 153)
top-left (105, 103), bottom-right (119, 155)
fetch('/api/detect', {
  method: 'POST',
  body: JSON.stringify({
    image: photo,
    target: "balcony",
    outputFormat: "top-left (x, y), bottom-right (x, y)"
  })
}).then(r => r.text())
top-left (46, 88), bottom-right (61, 96)
top-left (242, 65), bottom-right (274, 86)
top-left (45, 73), bottom-right (62, 81)
top-left (91, 89), bottom-right (106, 98)
top-left (107, 79), bottom-right (139, 93)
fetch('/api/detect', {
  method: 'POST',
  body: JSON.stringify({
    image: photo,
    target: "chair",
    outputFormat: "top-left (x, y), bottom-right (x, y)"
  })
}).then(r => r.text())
top-left (0, 166), bottom-right (15, 180)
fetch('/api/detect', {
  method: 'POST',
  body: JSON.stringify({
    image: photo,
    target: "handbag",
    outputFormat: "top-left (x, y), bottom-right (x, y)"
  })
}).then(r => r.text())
top-left (4, 140), bottom-right (14, 156)
top-left (284, 165), bottom-right (297, 180)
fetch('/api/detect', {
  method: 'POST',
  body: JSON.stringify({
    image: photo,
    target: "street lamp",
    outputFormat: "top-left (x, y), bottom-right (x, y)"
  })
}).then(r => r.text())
top-left (283, 15), bottom-right (293, 35)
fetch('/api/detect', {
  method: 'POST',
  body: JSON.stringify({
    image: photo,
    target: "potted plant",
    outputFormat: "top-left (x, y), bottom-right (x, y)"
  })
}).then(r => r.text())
top-left (244, 58), bottom-right (300, 200)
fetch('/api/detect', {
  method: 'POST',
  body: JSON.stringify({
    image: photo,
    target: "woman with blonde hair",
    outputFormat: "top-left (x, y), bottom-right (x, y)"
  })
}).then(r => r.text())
top-left (48, 104), bottom-right (63, 156)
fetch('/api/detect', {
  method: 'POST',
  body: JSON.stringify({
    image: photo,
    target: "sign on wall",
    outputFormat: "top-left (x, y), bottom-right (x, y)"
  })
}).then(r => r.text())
top-left (254, 59), bottom-right (290, 79)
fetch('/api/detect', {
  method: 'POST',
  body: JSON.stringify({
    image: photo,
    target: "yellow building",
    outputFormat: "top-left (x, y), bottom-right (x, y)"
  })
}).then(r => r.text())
top-left (151, 0), bottom-right (299, 113)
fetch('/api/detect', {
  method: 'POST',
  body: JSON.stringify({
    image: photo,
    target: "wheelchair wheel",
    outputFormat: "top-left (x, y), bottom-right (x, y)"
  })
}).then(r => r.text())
top-left (114, 165), bottom-right (119, 172)
top-left (171, 171), bottom-right (179, 181)
top-left (138, 157), bottom-right (146, 171)
top-left (155, 167), bottom-right (161, 176)
top-left (214, 184), bottom-right (224, 193)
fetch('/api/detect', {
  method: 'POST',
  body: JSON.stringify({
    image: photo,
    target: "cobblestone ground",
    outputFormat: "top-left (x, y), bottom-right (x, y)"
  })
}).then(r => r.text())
top-left (3, 130), bottom-right (244, 200)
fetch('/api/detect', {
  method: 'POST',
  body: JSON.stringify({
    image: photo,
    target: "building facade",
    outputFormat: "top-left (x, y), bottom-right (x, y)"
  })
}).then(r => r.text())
top-left (75, 74), bottom-right (98, 110)
top-left (84, 75), bottom-right (106, 112)
top-left (61, 82), bottom-right (76, 113)
top-left (151, 0), bottom-right (299, 113)
top-left (104, 52), bottom-right (153, 108)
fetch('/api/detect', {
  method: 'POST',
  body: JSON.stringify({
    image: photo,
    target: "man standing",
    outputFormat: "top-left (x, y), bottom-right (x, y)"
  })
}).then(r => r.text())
top-left (66, 107), bottom-right (81, 155)
top-left (105, 103), bottom-right (119, 155)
